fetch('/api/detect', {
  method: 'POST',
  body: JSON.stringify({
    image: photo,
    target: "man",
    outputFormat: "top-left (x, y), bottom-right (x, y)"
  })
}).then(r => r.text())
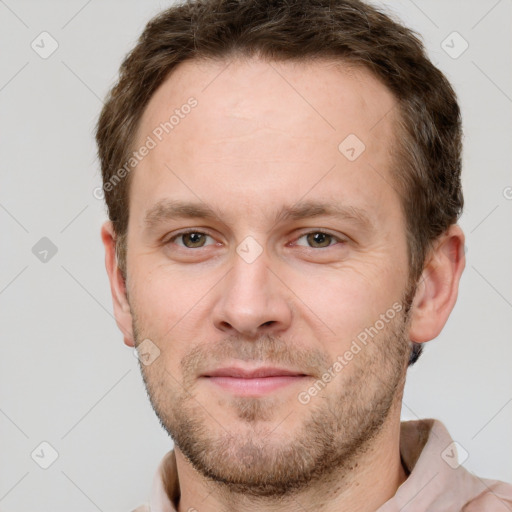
top-left (96, 0), bottom-right (512, 510)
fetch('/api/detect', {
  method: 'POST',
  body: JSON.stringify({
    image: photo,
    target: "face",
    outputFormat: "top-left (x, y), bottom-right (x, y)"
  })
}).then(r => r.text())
top-left (123, 58), bottom-right (413, 495)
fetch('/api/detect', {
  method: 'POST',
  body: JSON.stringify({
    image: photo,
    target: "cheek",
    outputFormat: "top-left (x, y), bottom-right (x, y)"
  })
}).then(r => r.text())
top-left (285, 262), bottom-right (405, 345)
top-left (129, 264), bottom-right (218, 353)
top-left (132, 261), bottom-right (208, 306)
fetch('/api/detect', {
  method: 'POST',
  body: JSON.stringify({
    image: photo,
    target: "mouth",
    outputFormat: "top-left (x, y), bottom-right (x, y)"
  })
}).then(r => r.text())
top-left (201, 366), bottom-right (310, 396)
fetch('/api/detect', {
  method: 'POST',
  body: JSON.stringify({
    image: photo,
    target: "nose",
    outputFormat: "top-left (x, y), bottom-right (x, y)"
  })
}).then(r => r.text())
top-left (212, 249), bottom-right (293, 338)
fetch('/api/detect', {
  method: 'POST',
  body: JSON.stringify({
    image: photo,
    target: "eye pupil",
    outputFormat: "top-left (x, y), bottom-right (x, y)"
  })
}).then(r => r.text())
top-left (183, 232), bottom-right (205, 247)
top-left (307, 232), bottom-right (331, 248)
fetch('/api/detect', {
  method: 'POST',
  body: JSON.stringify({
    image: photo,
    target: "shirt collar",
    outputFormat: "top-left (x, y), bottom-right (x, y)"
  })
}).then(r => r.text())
top-left (377, 419), bottom-right (486, 511)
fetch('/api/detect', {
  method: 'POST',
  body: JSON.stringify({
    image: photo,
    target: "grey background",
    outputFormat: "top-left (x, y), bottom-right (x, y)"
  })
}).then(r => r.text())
top-left (0, 0), bottom-right (511, 510)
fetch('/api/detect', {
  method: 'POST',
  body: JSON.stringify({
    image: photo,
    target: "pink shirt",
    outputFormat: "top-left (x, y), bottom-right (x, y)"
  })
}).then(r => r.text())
top-left (132, 419), bottom-right (512, 511)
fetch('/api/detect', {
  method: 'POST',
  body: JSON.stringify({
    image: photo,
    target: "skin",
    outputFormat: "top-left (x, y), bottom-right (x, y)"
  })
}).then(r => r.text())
top-left (102, 57), bottom-right (465, 512)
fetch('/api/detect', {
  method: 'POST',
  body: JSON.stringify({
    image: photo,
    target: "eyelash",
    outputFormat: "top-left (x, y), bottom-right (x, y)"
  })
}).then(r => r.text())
top-left (165, 229), bottom-right (345, 249)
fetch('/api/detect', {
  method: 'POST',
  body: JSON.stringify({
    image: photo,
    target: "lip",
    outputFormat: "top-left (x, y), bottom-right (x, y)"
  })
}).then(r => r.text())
top-left (203, 366), bottom-right (307, 378)
top-left (201, 366), bottom-right (309, 396)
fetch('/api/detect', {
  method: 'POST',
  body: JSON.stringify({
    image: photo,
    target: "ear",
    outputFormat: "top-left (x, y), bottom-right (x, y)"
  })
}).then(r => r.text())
top-left (101, 221), bottom-right (135, 347)
top-left (408, 224), bottom-right (466, 343)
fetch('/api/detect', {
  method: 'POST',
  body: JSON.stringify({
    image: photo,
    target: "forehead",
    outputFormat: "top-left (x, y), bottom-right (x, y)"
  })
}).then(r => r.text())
top-left (138, 56), bottom-right (396, 145)
top-left (130, 56), bottom-right (401, 229)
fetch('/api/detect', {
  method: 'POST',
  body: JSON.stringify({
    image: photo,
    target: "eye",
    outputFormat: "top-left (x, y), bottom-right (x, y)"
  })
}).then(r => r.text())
top-left (294, 231), bottom-right (342, 248)
top-left (168, 231), bottom-right (216, 248)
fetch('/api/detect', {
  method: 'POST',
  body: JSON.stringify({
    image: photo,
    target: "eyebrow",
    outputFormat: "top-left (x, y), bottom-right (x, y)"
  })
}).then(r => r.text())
top-left (144, 200), bottom-right (221, 231)
top-left (273, 201), bottom-right (373, 232)
top-left (143, 199), bottom-right (374, 233)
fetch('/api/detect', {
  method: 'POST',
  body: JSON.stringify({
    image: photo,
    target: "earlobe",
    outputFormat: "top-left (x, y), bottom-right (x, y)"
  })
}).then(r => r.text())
top-left (100, 221), bottom-right (135, 347)
top-left (408, 225), bottom-right (466, 344)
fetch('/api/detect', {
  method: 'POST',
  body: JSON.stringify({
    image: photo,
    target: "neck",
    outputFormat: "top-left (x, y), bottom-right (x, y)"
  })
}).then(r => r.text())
top-left (174, 412), bottom-right (407, 512)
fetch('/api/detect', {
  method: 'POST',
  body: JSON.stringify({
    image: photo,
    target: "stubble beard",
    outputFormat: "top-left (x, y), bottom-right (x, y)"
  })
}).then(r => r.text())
top-left (133, 294), bottom-right (412, 498)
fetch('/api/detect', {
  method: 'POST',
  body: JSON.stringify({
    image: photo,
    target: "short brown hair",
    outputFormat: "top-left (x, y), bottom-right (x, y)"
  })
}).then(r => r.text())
top-left (96, 0), bottom-right (464, 364)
